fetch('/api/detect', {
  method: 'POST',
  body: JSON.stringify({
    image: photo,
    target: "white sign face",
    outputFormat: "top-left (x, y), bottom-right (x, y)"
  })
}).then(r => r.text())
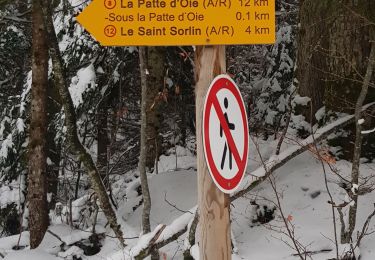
top-left (203, 75), bottom-right (249, 194)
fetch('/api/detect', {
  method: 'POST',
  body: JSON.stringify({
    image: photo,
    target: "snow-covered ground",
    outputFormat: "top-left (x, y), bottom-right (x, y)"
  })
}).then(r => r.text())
top-left (1, 139), bottom-right (375, 260)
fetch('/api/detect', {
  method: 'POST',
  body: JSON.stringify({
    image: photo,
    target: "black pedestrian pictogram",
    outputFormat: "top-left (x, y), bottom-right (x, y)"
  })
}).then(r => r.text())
top-left (220, 97), bottom-right (236, 170)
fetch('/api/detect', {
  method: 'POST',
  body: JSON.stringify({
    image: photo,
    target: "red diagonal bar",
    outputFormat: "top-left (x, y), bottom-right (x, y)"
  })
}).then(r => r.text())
top-left (212, 98), bottom-right (242, 167)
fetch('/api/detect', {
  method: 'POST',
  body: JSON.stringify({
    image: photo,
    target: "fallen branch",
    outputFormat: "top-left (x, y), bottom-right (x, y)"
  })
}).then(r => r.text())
top-left (292, 249), bottom-right (332, 256)
top-left (46, 230), bottom-right (64, 244)
top-left (128, 102), bottom-right (375, 259)
top-left (135, 225), bottom-right (166, 260)
top-left (108, 210), bottom-right (195, 260)
top-left (184, 211), bottom-right (199, 258)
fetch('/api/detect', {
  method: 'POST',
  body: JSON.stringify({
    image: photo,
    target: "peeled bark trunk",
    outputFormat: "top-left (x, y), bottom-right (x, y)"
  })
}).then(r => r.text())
top-left (28, 0), bottom-right (49, 248)
top-left (195, 46), bottom-right (231, 260)
top-left (40, 3), bottom-right (125, 247)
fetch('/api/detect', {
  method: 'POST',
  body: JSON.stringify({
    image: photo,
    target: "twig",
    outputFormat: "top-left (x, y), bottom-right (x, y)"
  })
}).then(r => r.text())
top-left (164, 192), bottom-right (193, 214)
top-left (309, 105), bottom-right (339, 260)
top-left (355, 203), bottom-right (375, 249)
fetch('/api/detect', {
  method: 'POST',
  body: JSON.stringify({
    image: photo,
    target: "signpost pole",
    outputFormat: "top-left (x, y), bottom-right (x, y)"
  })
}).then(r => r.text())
top-left (195, 45), bottom-right (231, 260)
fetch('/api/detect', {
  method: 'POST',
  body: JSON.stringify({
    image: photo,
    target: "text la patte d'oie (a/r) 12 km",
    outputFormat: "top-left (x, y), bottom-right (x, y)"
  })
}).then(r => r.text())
top-left (77, 0), bottom-right (275, 46)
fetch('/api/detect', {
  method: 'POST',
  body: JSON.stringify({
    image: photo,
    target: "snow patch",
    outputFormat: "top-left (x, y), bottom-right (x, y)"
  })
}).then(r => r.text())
top-left (4, 249), bottom-right (60, 260)
top-left (69, 64), bottom-right (96, 107)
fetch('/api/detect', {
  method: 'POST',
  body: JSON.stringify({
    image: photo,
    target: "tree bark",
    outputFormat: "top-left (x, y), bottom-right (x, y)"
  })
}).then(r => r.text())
top-left (139, 47), bottom-right (159, 260)
top-left (296, 1), bottom-right (330, 122)
top-left (40, 3), bottom-right (125, 247)
top-left (139, 47), bottom-right (153, 234)
top-left (325, 1), bottom-right (375, 160)
top-left (195, 46), bottom-right (231, 260)
top-left (297, 0), bottom-right (375, 124)
top-left (28, 0), bottom-right (49, 248)
top-left (145, 47), bottom-right (166, 170)
top-left (324, 1), bottom-right (375, 115)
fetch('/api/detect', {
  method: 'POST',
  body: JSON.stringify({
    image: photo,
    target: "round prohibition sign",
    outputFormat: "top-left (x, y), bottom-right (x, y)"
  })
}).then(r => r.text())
top-left (203, 75), bottom-right (249, 194)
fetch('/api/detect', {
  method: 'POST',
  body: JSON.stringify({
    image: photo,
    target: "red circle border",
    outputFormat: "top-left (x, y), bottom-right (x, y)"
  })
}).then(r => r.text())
top-left (203, 75), bottom-right (249, 193)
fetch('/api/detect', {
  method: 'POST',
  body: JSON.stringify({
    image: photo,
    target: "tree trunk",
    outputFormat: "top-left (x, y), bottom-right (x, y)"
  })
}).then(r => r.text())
top-left (145, 47), bottom-right (166, 170)
top-left (139, 46), bottom-right (152, 234)
top-left (296, 1), bottom-right (330, 122)
top-left (195, 46), bottom-right (231, 260)
top-left (28, 0), bottom-right (49, 248)
top-left (297, 0), bottom-right (375, 123)
top-left (97, 90), bottom-right (109, 187)
top-left (40, 3), bottom-right (125, 247)
top-left (325, 1), bottom-right (375, 159)
top-left (139, 47), bottom-right (159, 260)
top-left (324, 1), bottom-right (374, 114)
top-left (342, 27), bottom-right (375, 244)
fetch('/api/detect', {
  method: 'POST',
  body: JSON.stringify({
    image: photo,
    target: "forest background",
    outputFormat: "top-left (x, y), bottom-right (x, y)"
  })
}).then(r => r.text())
top-left (1, 0), bottom-right (375, 259)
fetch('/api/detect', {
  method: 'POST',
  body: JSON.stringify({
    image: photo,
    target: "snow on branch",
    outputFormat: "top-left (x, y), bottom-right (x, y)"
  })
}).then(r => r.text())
top-left (362, 127), bottom-right (375, 135)
top-left (110, 208), bottom-right (196, 260)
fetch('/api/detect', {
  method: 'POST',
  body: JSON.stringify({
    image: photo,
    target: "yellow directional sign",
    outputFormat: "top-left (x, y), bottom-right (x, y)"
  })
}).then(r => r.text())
top-left (77, 0), bottom-right (275, 46)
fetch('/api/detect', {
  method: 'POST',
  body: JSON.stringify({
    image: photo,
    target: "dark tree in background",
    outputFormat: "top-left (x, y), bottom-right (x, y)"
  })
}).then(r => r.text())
top-left (227, 0), bottom-right (298, 137)
top-left (0, 0), bottom-right (31, 235)
top-left (297, 0), bottom-right (375, 158)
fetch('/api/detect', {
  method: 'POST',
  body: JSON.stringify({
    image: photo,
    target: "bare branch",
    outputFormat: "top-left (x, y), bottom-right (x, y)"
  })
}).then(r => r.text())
top-left (164, 192), bottom-right (194, 214)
